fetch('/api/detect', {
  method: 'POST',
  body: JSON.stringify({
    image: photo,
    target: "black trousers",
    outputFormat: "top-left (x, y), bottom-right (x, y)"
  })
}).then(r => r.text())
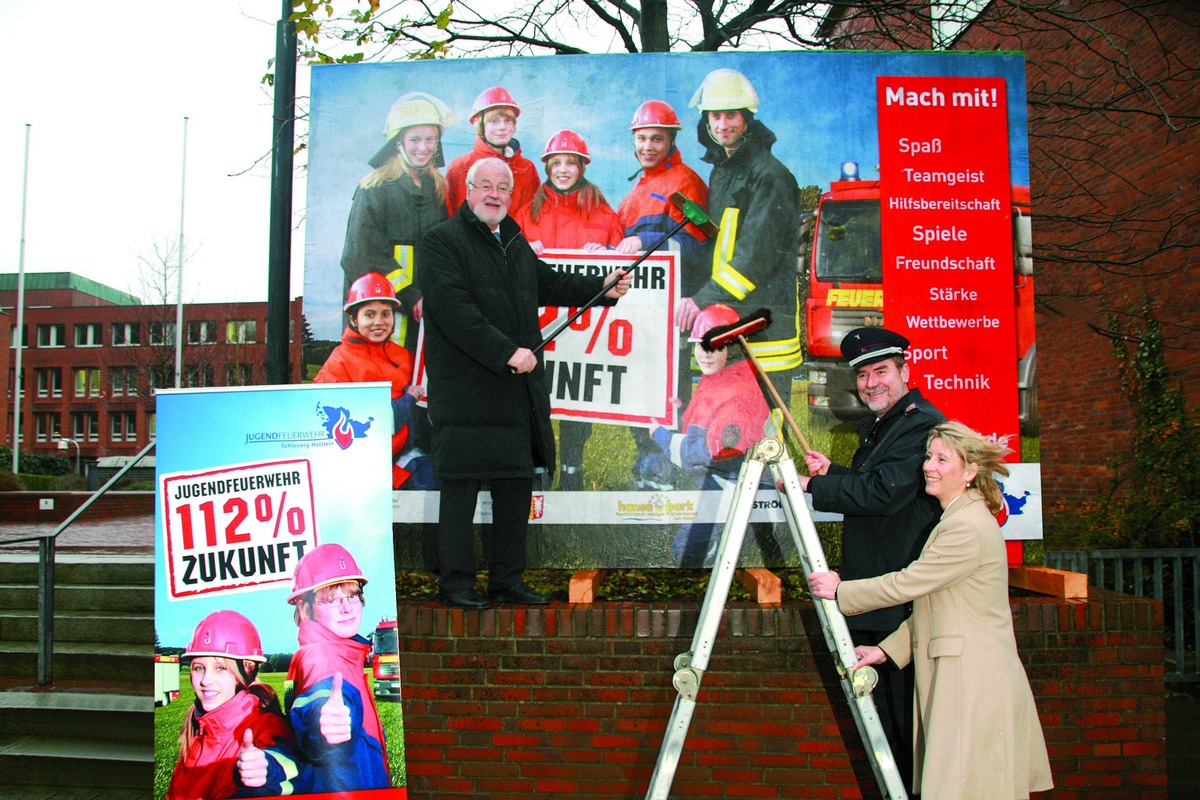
top-left (436, 476), bottom-right (533, 594)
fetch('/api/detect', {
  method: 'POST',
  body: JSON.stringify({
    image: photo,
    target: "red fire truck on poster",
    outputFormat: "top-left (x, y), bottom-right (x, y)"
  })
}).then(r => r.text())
top-left (803, 163), bottom-right (1038, 435)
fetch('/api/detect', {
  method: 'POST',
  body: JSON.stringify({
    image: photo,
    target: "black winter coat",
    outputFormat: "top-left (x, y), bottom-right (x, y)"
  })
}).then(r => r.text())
top-left (417, 205), bottom-right (611, 480)
top-left (695, 117), bottom-right (802, 372)
top-left (807, 388), bottom-right (946, 632)
top-left (340, 172), bottom-right (448, 351)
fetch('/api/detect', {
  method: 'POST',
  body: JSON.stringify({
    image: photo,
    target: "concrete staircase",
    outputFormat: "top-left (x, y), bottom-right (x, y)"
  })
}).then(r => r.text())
top-left (0, 553), bottom-right (154, 795)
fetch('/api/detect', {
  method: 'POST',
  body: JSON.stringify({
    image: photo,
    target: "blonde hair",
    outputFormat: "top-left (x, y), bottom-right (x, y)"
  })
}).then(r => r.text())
top-left (359, 149), bottom-right (448, 203)
top-left (926, 421), bottom-right (1013, 514)
top-left (293, 579), bottom-right (365, 626)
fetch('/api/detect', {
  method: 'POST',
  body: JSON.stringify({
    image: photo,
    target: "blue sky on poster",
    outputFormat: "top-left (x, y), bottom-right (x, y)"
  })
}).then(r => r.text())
top-left (305, 50), bottom-right (1029, 340)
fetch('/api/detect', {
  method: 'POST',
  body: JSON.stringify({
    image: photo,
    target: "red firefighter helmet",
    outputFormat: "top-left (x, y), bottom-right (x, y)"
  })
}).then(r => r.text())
top-left (469, 86), bottom-right (521, 124)
top-left (630, 100), bottom-right (682, 131)
top-left (184, 610), bottom-right (266, 663)
top-left (288, 543), bottom-right (368, 604)
top-left (689, 303), bottom-right (741, 343)
top-left (542, 129), bottom-right (591, 164)
top-left (344, 272), bottom-right (400, 312)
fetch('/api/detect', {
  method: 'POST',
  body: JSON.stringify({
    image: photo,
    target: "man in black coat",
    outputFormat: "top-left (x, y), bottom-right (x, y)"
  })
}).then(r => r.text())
top-left (417, 157), bottom-right (631, 609)
top-left (798, 326), bottom-right (946, 794)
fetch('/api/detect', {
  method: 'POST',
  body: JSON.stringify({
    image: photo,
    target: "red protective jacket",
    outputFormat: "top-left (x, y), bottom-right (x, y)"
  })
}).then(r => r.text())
top-left (166, 688), bottom-right (297, 800)
top-left (616, 148), bottom-right (710, 295)
top-left (445, 136), bottom-right (540, 215)
top-left (676, 359), bottom-right (770, 464)
top-left (313, 326), bottom-right (416, 487)
top-left (511, 185), bottom-right (624, 250)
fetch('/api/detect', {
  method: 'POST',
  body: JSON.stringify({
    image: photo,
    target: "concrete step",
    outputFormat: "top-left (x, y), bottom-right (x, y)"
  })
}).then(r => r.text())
top-left (0, 583), bottom-right (151, 613)
top-left (0, 555), bottom-right (154, 587)
top-left (0, 609), bottom-right (155, 645)
top-left (0, 693), bottom-right (151, 743)
top-left (0, 641), bottom-right (153, 686)
top-left (0, 734), bottom-right (152, 791)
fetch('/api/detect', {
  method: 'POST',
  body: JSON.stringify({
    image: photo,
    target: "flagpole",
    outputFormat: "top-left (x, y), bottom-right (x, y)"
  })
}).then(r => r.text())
top-left (174, 116), bottom-right (188, 388)
top-left (12, 124), bottom-right (31, 473)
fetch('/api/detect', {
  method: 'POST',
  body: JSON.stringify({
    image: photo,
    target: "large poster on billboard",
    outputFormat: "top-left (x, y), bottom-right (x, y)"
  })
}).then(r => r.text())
top-left (153, 384), bottom-right (407, 800)
top-left (304, 51), bottom-right (1041, 568)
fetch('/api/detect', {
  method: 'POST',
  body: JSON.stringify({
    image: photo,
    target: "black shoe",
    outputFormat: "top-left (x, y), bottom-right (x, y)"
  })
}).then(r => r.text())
top-left (438, 589), bottom-right (491, 609)
top-left (487, 583), bottom-right (550, 605)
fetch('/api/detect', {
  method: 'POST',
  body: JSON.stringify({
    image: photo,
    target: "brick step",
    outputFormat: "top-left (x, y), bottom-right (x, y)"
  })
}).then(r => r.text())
top-left (0, 609), bottom-right (155, 645)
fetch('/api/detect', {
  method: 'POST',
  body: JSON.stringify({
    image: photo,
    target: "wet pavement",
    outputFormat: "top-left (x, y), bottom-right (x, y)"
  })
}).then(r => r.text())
top-left (0, 516), bottom-right (154, 555)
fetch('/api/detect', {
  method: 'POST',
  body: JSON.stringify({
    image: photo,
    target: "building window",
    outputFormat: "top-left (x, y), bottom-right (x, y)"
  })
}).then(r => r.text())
top-left (74, 368), bottom-right (102, 398)
top-left (10, 368), bottom-right (23, 399)
top-left (188, 321), bottom-right (218, 345)
top-left (149, 322), bottom-right (176, 346)
top-left (35, 413), bottom-right (61, 443)
top-left (227, 320), bottom-right (257, 344)
top-left (226, 363), bottom-right (253, 386)
top-left (74, 323), bottom-right (103, 347)
top-left (36, 368), bottom-right (63, 398)
top-left (72, 411), bottom-right (99, 442)
top-left (10, 325), bottom-right (26, 348)
top-left (37, 324), bottom-right (65, 348)
top-left (110, 411), bottom-right (137, 442)
top-left (148, 412), bottom-right (157, 439)
top-left (112, 322), bottom-right (141, 346)
top-left (110, 367), bottom-right (139, 397)
top-left (185, 365), bottom-right (215, 388)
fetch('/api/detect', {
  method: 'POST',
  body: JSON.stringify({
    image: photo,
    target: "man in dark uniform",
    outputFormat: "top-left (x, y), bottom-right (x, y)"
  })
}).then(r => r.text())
top-left (798, 326), bottom-right (946, 795)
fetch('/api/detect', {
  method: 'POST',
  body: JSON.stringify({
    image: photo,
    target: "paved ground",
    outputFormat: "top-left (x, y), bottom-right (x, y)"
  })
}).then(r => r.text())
top-left (0, 517), bottom-right (154, 555)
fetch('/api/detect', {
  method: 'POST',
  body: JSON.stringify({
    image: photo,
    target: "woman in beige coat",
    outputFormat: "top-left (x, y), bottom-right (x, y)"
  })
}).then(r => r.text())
top-left (809, 421), bottom-right (1052, 799)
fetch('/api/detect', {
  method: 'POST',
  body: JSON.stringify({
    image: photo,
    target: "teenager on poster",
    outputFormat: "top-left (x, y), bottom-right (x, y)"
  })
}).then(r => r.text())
top-left (616, 99), bottom-right (711, 464)
top-left (512, 129), bottom-right (625, 490)
top-left (166, 611), bottom-right (305, 800)
top-left (445, 86), bottom-right (540, 214)
top-left (285, 544), bottom-right (390, 793)
top-left (314, 273), bottom-right (432, 489)
top-left (340, 91), bottom-right (453, 354)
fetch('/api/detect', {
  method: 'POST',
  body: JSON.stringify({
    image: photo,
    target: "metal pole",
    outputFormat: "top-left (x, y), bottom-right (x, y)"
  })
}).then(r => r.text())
top-left (174, 116), bottom-right (188, 388)
top-left (12, 124), bottom-right (30, 473)
top-left (266, 0), bottom-right (297, 384)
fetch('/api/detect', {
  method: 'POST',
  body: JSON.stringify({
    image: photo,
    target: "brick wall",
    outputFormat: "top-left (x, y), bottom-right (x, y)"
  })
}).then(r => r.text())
top-left (396, 589), bottom-right (1166, 799)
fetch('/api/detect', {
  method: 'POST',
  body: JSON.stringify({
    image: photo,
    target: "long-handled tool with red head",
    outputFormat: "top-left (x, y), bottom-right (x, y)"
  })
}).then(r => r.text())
top-left (700, 307), bottom-right (811, 452)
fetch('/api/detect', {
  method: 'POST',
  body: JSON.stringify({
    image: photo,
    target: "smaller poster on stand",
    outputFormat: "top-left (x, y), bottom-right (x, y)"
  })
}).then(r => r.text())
top-left (152, 383), bottom-right (407, 800)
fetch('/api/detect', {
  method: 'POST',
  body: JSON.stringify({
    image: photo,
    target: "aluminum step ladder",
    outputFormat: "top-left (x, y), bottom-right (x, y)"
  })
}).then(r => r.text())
top-left (644, 434), bottom-right (909, 799)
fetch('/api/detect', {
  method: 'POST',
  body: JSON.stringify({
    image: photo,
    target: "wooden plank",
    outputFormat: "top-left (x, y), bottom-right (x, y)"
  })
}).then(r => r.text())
top-left (1008, 566), bottom-right (1088, 599)
top-left (737, 568), bottom-right (782, 605)
top-left (569, 569), bottom-right (606, 604)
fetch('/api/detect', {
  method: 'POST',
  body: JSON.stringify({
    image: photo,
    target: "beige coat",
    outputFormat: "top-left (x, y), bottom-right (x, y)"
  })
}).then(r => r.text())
top-left (836, 491), bottom-right (1053, 799)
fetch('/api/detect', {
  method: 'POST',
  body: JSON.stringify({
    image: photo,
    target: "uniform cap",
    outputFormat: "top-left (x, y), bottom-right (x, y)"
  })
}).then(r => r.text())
top-left (841, 327), bottom-right (910, 368)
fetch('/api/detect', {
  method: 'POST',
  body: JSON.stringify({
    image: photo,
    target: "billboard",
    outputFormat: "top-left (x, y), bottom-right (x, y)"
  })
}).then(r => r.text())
top-left (304, 51), bottom-right (1040, 567)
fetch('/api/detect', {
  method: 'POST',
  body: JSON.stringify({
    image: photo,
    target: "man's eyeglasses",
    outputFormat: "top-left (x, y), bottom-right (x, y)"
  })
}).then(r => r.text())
top-left (468, 181), bottom-right (512, 195)
top-left (316, 593), bottom-right (363, 608)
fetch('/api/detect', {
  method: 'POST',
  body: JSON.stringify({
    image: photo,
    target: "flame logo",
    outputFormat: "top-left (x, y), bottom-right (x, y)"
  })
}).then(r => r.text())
top-left (333, 410), bottom-right (355, 450)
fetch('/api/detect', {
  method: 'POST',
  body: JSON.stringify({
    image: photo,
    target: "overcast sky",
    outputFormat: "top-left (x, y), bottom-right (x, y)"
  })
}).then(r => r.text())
top-left (1, 0), bottom-right (306, 305)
